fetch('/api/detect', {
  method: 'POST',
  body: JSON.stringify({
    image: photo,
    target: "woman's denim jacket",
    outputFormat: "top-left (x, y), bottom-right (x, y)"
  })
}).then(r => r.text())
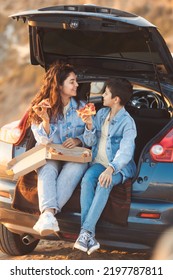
top-left (31, 98), bottom-right (86, 145)
top-left (83, 107), bottom-right (137, 182)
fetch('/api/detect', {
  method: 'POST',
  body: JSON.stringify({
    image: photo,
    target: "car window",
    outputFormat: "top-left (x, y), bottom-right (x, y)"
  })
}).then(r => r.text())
top-left (90, 82), bottom-right (105, 96)
top-left (42, 28), bottom-right (162, 63)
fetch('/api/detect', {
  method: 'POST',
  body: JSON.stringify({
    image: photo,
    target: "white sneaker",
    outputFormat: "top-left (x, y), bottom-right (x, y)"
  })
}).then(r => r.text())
top-left (33, 212), bottom-right (60, 236)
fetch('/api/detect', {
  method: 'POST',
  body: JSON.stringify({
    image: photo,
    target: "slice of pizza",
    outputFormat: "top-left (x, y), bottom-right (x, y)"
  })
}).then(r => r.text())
top-left (37, 98), bottom-right (51, 108)
top-left (76, 103), bottom-right (96, 117)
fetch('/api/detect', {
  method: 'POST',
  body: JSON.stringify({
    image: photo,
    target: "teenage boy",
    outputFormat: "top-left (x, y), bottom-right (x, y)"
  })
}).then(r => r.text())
top-left (74, 78), bottom-right (137, 255)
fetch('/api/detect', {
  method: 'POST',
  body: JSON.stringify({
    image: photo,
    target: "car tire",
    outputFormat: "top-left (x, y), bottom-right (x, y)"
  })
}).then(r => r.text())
top-left (0, 224), bottom-right (39, 256)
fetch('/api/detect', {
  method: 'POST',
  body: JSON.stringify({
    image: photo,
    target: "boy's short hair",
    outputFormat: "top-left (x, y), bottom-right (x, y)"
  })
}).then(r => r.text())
top-left (106, 78), bottom-right (133, 105)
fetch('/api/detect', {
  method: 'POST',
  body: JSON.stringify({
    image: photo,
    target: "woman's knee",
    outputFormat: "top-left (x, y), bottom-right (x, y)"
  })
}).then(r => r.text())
top-left (38, 160), bottom-right (59, 177)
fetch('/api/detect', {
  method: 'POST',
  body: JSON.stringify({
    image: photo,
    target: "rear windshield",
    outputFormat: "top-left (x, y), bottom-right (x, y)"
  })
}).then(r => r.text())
top-left (42, 28), bottom-right (162, 63)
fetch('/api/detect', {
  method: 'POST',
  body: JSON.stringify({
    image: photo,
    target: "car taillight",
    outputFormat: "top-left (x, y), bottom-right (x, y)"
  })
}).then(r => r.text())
top-left (139, 212), bottom-right (160, 219)
top-left (150, 128), bottom-right (173, 162)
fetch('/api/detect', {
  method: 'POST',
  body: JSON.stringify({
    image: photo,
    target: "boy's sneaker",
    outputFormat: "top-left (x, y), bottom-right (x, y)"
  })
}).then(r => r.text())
top-left (33, 211), bottom-right (60, 236)
top-left (87, 236), bottom-right (100, 255)
top-left (73, 230), bottom-right (91, 252)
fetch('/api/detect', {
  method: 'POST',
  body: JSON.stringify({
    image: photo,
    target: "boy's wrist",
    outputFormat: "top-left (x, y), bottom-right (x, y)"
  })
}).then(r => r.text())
top-left (86, 123), bottom-right (92, 130)
top-left (106, 166), bottom-right (114, 174)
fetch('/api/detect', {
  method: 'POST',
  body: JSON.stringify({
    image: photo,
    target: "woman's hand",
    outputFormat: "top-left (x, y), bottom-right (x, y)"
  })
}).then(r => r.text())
top-left (81, 115), bottom-right (93, 130)
top-left (32, 105), bottom-right (49, 123)
top-left (62, 138), bottom-right (82, 148)
top-left (98, 166), bottom-right (114, 188)
top-left (32, 103), bottom-right (50, 134)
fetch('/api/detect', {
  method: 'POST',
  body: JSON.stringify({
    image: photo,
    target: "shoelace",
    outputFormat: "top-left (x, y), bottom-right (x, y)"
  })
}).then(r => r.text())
top-left (41, 213), bottom-right (55, 222)
top-left (88, 237), bottom-right (95, 246)
top-left (79, 232), bottom-right (90, 243)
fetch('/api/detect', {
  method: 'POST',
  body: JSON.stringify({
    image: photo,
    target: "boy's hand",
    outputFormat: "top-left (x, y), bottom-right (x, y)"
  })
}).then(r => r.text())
top-left (81, 115), bottom-right (93, 130)
top-left (98, 166), bottom-right (114, 188)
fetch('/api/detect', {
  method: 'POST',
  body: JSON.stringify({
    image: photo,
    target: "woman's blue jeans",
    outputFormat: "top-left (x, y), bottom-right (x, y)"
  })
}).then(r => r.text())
top-left (80, 163), bottom-right (123, 235)
top-left (37, 159), bottom-right (88, 213)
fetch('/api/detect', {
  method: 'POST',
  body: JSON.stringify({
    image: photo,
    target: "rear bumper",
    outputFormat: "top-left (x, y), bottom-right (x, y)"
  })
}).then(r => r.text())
top-left (0, 207), bottom-right (39, 236)
top-left (1, 180), bottom-right (173, 251)
top-left (0, 201), bottom-right (168, 252)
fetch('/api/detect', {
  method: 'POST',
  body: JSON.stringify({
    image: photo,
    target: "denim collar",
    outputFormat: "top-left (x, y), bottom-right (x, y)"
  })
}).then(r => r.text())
top-left (56, 98), bottom-right (79, 121)
top-left (69, 97), bottom-right (78, 109)
top-left (101, 107), bottom-right (125, 123)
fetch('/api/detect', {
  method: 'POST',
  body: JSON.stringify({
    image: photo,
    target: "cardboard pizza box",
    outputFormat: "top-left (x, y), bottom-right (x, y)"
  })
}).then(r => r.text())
top-left (6, 144), bottom-right (92, 180)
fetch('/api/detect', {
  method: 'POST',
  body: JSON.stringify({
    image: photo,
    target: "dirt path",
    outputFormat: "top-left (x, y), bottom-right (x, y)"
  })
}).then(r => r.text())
top-left (0, 240), bottom-right (151, 260)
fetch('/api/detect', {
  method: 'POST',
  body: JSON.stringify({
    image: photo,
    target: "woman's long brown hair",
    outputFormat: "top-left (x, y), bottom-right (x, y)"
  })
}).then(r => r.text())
top-left (28, 62), bottom-right (79, 124)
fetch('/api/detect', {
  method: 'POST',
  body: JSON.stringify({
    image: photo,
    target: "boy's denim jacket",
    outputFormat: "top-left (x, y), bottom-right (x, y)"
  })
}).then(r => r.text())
top-left (31, 98), bottom-right (86, 145)
top-left (84, 107), bottom-right (137, 182)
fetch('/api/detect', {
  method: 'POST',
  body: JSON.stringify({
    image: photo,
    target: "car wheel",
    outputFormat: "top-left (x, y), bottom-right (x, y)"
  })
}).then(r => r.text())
top-left (0, 224), bottom-right (39, 256)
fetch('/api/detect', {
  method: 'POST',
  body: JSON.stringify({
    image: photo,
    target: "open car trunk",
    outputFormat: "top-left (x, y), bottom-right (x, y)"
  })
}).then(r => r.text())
top-left (11, 92), bottom-right (172, 226)
top-left (10, 5), bottom-right (173, 85)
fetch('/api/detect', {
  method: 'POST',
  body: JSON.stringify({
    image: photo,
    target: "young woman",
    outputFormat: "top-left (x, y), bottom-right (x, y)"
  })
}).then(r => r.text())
top-left (74, 78), bottom-right (137, 255)
top-left (28, 63), bottom-right (88, 236)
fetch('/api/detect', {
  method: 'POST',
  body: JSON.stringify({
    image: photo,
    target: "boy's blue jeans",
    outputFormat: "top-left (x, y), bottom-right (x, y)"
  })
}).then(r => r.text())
top-left (80, 163), bottom-right (123, 235)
